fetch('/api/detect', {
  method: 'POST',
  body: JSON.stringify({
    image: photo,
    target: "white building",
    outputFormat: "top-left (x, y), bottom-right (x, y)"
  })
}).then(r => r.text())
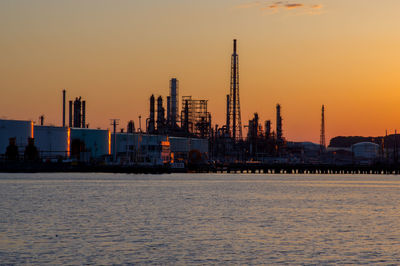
top-left (169, 137), bottom-right (208, 160)
top-left (113, 133), bottom-right (170, 165)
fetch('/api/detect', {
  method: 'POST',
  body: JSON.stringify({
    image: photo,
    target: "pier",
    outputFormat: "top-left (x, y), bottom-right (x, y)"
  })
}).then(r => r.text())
top-left (209, 163), bottom-right (400, 175)
top-left (2, 160), bottom-right (400, 175)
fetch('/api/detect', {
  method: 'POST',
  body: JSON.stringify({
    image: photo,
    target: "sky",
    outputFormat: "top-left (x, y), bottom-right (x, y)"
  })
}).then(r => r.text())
top-left (1, 0), bottom-right (400, 143)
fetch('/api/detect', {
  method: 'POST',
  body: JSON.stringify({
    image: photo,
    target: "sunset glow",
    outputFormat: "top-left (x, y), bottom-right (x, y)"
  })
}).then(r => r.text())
top-left (30, 121), bottom-right (34, 138)
top-left (67, 127), bottom-right (70, 157)
top-left (108, 130), bottom-right (111, 155)
top-left (2, 0), bottom-right (400, 143)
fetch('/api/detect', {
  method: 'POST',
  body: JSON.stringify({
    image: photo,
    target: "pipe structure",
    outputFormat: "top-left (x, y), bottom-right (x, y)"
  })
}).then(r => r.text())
top-left (69, 101), bottom-right (73, 127)
top-left (265, 120), bottom-right (271, 139)
top-left (148, 95), bottom-right (155, 133)
top-left (73, 97), bottom-right (82, 128)
top-left (166, 96), bottom-right (171, 126)
top-left (170, 78), bottom-right (178, 128)
top-left (62, 89), bottom-right (66, 127)
top-left (82, 100), bottom-right (86, 128)
top-left (276, 104), bottom-right (282, 141)
top-left (157, 96), bottom-right (164, 132)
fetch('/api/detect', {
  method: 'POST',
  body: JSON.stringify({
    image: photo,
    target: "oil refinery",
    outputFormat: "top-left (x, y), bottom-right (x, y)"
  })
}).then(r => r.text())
top-left (1, 40), bottom-right (399, 173)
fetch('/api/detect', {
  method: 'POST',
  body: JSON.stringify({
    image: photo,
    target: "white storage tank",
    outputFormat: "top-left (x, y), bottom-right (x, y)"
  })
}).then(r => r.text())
top-left (34, 125), bottom-right (68, 158)
top-left (352, 142), bottom-right (379, 159)
top-left (0, 119), bottom-right (33, 155)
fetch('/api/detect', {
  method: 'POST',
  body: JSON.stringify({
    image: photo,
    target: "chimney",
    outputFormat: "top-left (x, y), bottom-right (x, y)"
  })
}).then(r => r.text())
top-left (62, 89), bottom-right (66, 127)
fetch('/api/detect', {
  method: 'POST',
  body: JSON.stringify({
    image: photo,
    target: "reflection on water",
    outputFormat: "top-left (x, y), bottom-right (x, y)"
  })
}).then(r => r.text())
top-left (1, 173), bottom-right (400, 264)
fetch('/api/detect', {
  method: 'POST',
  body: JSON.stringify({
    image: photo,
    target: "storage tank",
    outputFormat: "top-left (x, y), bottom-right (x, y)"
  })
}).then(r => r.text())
top-left (352, 142), bottom-right (379, 159)
top-left (34, 125), bottom-right (68, 158)
top-left (0, 119), bottom-right (32, 155)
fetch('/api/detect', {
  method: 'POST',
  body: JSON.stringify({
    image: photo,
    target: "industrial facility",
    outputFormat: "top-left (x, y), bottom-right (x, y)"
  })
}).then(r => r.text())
top-left (2, 39), bottom-right (399, 171)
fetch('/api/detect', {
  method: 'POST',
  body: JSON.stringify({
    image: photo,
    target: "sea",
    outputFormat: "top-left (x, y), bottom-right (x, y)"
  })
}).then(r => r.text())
top-left (0, 173), bottom-right (400, 265)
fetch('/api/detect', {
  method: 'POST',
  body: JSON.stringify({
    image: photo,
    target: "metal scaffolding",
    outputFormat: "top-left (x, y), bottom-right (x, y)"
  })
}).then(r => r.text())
top-left (181, 96), bottom-right (211, 138)
top-left (228, 39), bottom-right (242, 141)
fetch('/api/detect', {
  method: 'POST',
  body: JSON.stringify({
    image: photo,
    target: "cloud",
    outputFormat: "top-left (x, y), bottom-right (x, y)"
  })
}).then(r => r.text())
top-left (267, 2), bottom-right (280, 9)
top-left (284, 3), bottom-right (304, 9)
top-left (235, 1), bottom-right (323, 15)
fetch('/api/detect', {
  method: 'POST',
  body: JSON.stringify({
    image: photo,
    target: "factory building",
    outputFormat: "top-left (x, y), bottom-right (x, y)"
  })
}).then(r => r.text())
top-left (169, 137), bottom-right (208, 161)
top-left (112, 133), bottom-right (171, 165)
top-left (1, 118), bottom-right (208, 165)
top-left (145, 77), bottom-right (211, 139)
top-left (112, 133), bottom-right (209, 165)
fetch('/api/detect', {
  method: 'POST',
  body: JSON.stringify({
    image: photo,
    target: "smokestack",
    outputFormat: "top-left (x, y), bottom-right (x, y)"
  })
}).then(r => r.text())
top-left (62, 89), bottom-right (66, 127)
top-left (157, 96), bottom-right (164, 132)
top-left (127, 120), bottom-right (135, 133)
top-left (148, 95), bottom-right (155, 133)
top-left (184, 100), bottom-right (189, 133)
top-left (276, 104), bottom-right (282, 141)
top-left (233, 39), bottom-right (237, 54)
top-left (170, 78), bottom-right (178, 127)
top-left (73, 97), bottom-right (82, 128)
top-left (69, 100), bottom-right (73, 127)
top-left (265, 120), bottom-right (271, 139)
top-left (166, 96), bottom-right (171, 125)
top-left (82, 100), bottom-right (86, 128)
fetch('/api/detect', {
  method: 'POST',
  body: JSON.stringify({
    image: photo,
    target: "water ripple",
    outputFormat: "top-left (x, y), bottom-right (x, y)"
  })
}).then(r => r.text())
top-left (1, 173), bottom-right (400, 264)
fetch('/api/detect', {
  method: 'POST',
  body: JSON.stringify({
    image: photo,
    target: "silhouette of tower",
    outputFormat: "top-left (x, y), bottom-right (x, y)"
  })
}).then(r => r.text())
top-left (169, 78), bottom-right (179, 128)
top-left (156, 96), bottom-right (165, 133)
top-left (127, 120), bottom-right (135, 133)
top-left (228, 39), bottom-right (242, 141)
top-left (265, 120), bottom-right (271, 140)
top-left (62, 89), bottom-right (66, 127)
top-left (226, 94), bottom-right (230, 134)
top-left (148, 95), bottom-right (155, 133)
top-left (276, 104), bottom-right (282, 141)
top-left (320, 105), bottom-right (326, 150)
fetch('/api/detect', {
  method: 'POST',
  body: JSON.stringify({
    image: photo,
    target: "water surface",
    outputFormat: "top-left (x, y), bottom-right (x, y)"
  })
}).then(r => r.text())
top-left (1, 173), bottom-right (400, 264)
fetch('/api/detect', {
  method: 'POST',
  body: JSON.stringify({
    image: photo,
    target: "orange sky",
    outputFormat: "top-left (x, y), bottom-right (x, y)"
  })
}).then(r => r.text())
top-left (1, 0), bottom-right (400, 143)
